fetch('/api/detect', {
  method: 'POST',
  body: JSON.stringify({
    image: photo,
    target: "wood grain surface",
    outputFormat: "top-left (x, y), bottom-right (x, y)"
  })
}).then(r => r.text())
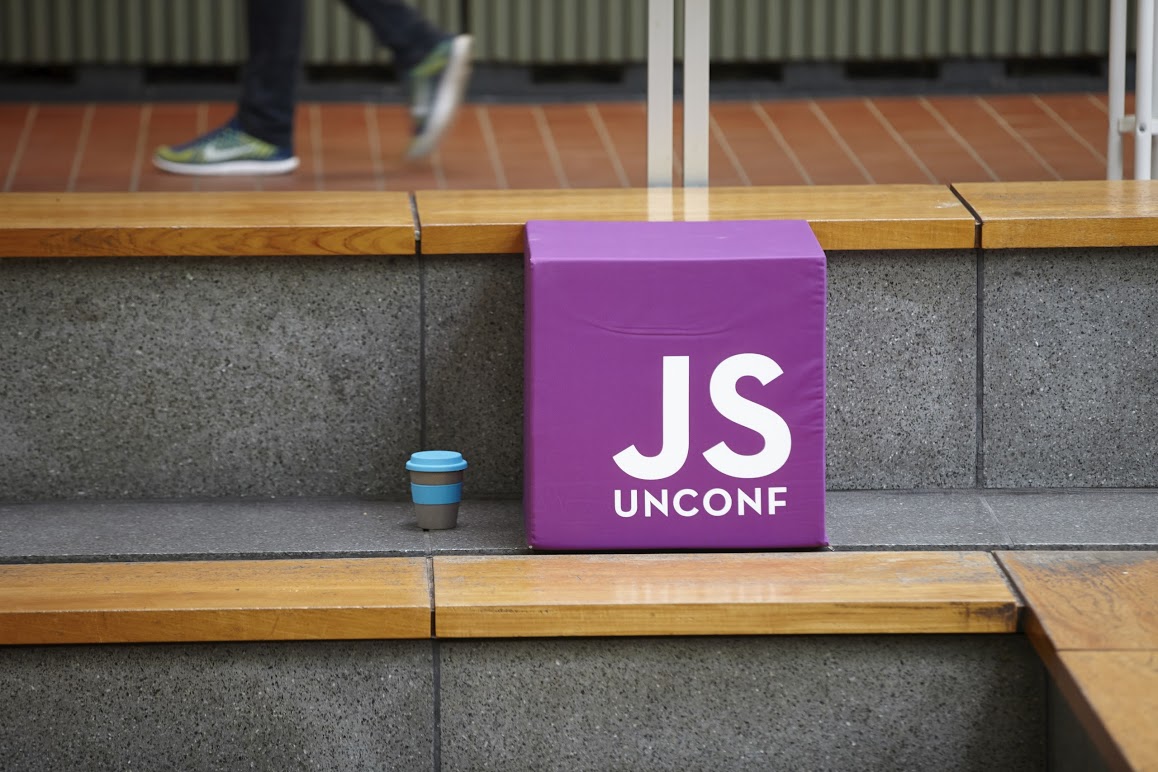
top-left (953, 180), bottom-right (1158, 248)
top-left (997, 551), bottom-right (1158, 651)
top-left (1055, 650), bottom-right (1158, 772)
top-left (0, 558), bottom-right (431, 644)
top-left (414, 186), bottom-right (977, 253)
top-left (432, 551), bottom-right (1019, 638)
top-left (0, 192), bottom-right (417, 257)
top-left (998, 551), bottom-right (1158, 772)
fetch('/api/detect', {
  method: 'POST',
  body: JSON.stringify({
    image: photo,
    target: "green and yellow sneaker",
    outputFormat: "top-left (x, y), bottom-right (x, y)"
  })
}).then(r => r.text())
top-left (406, 34), bottom-right (473, 160)
top-left (153, 119), bottom-right (299, 176)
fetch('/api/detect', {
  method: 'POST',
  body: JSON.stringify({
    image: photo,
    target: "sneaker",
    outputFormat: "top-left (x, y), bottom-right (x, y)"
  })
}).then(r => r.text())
top-left (406, 34), bottom-right (473, 160)
top-left (153, 119), bottom-right (299, 176)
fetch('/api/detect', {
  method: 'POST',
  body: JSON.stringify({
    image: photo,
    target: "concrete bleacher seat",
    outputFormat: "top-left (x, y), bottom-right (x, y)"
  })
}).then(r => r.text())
top-left (1, 180), bottom-right (1156, 771)
top-left (4, 546), bottom-right (1150, 771)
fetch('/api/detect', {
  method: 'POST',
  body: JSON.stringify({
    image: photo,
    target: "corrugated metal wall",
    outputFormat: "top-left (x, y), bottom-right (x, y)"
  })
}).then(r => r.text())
top-left (2, 0), bottom-right (242, 64)
top-left (0, 0), bottom-right (455, 64)
top-left (469, 0), bottom-right (648, 64)
top-left (471, 0), bottom-right (1118, 62)
top-left (708, 0), bottom-right (1113, 62)
top-left (304, 0), bottom-right (460, 64)
top-left (0, 0), bottom-right (1120, 65)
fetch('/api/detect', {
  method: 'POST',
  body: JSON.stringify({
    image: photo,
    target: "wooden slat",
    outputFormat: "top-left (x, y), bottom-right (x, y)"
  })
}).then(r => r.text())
top-left (0, 192), bottom-right (417, 257)
top-left (0, 558), bottom-right (431, 644)
top-left (432, 552), bottom-right (1019, 638)
top-left (998, 551), bottom-right (1158, 772)
top-left (997, 551), bottom-right (1158, 651)
top-left (414, 186), bottom-right (977, 254)
top-left (953, 181), bottom-right (1158, 249)
top-left (1055, 650), bottom-right (1158, 772)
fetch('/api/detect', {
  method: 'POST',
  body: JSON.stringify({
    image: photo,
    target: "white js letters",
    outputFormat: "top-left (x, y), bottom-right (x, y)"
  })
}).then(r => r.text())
top-left (613, 354), bottom-right (792, 481)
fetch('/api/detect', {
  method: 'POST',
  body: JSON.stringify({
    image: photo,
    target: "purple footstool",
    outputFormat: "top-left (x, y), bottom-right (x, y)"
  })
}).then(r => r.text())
top-left (524, 220), bottom-right (827, 551)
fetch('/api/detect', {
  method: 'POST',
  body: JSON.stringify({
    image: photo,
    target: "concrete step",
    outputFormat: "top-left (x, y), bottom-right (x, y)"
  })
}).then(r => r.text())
top-left (4, 244), bottom-right (1158, 500)
top-left (2, 489), bottom-right (1155, 564)
top-left (14, 546), bottom-right (1126, 771)
top-left (0, 540), bottom-right (1051, 770)
top-left (3, 185), bottom-right (1156, 502)
top-left (0, 633), bottom-right (1048, 772)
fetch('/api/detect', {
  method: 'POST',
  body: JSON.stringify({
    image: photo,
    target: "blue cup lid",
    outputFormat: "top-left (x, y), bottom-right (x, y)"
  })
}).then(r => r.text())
top-left (406, 450), bottom-right (468, 473)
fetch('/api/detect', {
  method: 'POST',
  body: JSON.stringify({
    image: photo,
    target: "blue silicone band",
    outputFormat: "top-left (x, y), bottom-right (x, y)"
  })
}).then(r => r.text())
top-left (411, 482), bottom-right (463, 505)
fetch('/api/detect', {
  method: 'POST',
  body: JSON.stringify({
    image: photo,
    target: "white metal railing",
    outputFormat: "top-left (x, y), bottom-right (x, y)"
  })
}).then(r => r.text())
top-left (648, 0), bottom-right (711, 187)
top-left (1109, 0), bottom-right (1158, 179)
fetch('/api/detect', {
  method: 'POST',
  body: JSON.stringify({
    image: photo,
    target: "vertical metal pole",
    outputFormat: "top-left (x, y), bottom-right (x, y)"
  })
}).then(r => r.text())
top-left (1135, 0), bottom-right (1155, 179)
top-left (682, 0), bottom-right (711, 187)
top-left (1152, 0), bottom-right (1158, 178)
top-left (648, 0), bottom-right (674, 187)
top-left (1108, 0), bottom-right (1127, 180)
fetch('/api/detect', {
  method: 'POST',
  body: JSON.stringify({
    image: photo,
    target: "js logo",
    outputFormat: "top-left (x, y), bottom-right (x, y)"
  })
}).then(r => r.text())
top-left (613, 354), bottom-right (792, 481)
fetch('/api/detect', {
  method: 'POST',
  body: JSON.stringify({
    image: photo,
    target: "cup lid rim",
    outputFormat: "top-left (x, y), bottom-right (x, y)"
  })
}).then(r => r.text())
top-left (406, 450), bottom-right (468, 472)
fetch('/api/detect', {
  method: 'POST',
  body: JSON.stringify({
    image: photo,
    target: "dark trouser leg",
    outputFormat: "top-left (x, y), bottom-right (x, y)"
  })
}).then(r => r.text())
top-left (339, 0), bottom-right (449, 73)
top-left (237, 0), bottom-right (305, 151)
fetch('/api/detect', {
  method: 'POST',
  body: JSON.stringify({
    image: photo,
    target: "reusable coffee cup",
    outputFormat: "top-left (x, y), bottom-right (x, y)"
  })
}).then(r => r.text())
top-left (406, 450), bottom-right (468, 530)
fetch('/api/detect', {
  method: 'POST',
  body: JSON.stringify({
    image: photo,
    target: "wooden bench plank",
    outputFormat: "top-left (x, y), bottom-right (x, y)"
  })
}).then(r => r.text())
top-left (1054, 650), bottom-right (1158, 772)
top-left (415, 186), bottom-right (977, 254)
top-left (0, 558), bottom-right (431, 644)
top-left (997, 551), bottom-right (1158, 772)
top-left (0, 192), bottom-right (416, 257)
top-left (953, 181), bottom-right (1158, 249)
top-left (997, 551), bottom-right (1158, 651)
top-left (432, 552), bottom-right (1019, 638)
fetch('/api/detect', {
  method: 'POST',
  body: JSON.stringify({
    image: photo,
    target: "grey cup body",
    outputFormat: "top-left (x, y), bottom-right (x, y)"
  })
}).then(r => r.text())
top-left (410, 470), bottom-right (464, 530)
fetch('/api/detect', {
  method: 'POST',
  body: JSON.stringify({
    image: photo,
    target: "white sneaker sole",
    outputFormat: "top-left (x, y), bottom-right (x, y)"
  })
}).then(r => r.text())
top-left (152, 155), bottom-right (300, 176)
top-left (406, 34), bottom-right (473, 160)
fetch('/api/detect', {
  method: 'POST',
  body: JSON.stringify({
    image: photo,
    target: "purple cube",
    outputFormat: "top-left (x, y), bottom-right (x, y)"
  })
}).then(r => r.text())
top-left (524, 220), bottom-right (827, 551)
